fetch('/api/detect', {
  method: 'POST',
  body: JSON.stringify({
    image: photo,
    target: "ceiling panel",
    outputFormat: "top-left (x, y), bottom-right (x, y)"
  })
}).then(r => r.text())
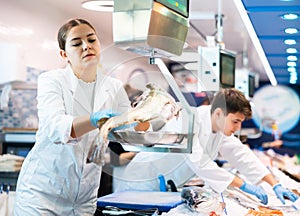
top-left (261, 40), bottom-right (300, 53)
top-left (248, 12), bottom-right (300, 36)
top-left (273, 67), bottom-right (291, 74)
top-left (268, 56), bottom-right (289, 66)
top-left (242, 0), bottom-right (300, 85)
top-left (242, 0), bottom-right (300, 7)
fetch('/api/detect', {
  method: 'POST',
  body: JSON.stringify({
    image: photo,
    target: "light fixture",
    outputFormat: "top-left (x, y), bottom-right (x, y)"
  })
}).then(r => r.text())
top-left (286, 48), bottom-right (298, 54)
top-left (287, 67), bottom-right (296, 73)
top-left (81, 0), bottom-right (114, 12)
top-left (287, 55), bottom-right (298, 61)
top-left (287, 62), bottom-right (297, 67)
top-left (281, 13), bottom-right (299, 20)
top-left (284, 28), bottom-right (298, 34)
top-left (284, 39), bottom-right (296, 45)
top-left (289, 72), bottom-right (297, 84)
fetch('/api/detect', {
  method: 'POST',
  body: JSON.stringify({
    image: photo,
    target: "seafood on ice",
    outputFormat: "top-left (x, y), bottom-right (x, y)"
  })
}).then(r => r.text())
top-left (87, 83), bottom-right (181, 165)
top-left (181, 186), bottom-right (225, 216)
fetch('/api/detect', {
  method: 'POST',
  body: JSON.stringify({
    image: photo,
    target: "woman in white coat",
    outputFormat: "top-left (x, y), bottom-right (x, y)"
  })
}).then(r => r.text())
top-left (14, 18), bottom-right (136, 215)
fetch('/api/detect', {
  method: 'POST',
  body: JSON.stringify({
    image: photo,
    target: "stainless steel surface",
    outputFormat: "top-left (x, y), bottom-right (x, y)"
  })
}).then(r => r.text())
top-left (114, 130), bottom-right (187, 146)
top-left (113, 0), bottom-right (189, 56)
top-left (113, 0), bottom-right (151, 44)
top-left (147, 2), bottom-right (189, 55)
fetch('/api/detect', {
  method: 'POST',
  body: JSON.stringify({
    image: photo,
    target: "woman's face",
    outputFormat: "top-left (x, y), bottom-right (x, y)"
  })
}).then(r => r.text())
top-left (61, 24), bottom-right (101, 71)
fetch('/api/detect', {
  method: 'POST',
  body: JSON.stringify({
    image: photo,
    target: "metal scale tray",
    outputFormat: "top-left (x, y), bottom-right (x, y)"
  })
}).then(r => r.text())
top-left (113, 130), bottom-right (187, 146)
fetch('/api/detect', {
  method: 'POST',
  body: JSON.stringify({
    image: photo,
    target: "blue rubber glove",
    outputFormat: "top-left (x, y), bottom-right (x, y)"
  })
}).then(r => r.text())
top-left (240, 182), bottom-right (268, 205)
top-left (90, 110), bottom-right (138, 140)
top-left (273, 184), bottom-right (299, 204)
top-left (90, 110), bottom-right (118, 127)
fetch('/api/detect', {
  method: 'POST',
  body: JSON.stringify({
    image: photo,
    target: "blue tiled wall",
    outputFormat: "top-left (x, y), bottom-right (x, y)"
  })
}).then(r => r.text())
top-left (0, 67), bottom-right (46, 129)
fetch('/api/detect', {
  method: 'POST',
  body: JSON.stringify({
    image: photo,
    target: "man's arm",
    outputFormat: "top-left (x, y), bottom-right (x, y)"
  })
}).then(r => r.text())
top-left (262, 173), bottom-right (278, 187)
top-left (229, 176), bottom-right (244, 188)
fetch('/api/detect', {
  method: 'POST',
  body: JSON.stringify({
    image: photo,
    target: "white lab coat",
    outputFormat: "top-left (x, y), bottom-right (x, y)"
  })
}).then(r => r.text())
top-left (188, 105), bottom-right (271, 192)
top-left (14, 65), bottom-right (131, 216)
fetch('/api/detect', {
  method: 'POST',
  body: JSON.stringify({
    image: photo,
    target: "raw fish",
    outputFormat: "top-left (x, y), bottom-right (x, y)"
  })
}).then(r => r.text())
top-left (87, 83), bottom-right (181, 165)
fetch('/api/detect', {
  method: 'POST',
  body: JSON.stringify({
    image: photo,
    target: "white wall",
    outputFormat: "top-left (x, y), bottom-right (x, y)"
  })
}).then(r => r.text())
top-left (0, 0), bottom-right (114, 71)
top-left (0, 0), bottom-right (67, 70)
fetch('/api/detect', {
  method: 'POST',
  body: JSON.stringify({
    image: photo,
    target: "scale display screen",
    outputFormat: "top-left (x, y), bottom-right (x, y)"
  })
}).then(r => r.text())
top-left (155, 0), bottom-right (189, 18)
top-left (220, 50), bottom-right (236, 88)
top-left (248, 74), bottom-right (255, 98)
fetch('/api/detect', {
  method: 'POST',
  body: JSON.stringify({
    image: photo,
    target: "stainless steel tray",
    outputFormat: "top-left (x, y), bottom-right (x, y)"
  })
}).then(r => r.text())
top-left (113, 130), bottom-right (187, 146)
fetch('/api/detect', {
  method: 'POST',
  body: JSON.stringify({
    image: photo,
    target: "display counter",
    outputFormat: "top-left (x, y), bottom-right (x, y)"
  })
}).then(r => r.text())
top-left (96, 177), bottom-right (300, 216)
top-left (96, 150), bottom-right (300, 216)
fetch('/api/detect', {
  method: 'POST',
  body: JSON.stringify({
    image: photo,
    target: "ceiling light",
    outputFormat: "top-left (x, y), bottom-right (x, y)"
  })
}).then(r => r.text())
top-left (290, 80), bottom-right (297, 84)
top-left (287, 55), bottom-right (298, 61)
top-left (289, 73), bottom-right (297, 84)
top-left (287, 67), bottom-right (296, 73)
top-left (290, 71), bottom-right (297, 76)
top-left (284, 39), bottom-right (296, 45)
top-left (287, 62), bottom-right (297, 67)
top-left (81, 0), bottom-right (114, 12)
top-left (281, 13), bottom-right (299, 20)
top-left (286, 48), bottom-right (298, 54)
top-left (284, 28), bottom-right (298, 34)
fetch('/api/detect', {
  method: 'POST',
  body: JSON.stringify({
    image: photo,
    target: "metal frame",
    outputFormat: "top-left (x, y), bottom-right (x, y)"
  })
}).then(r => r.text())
top-left (122, 57), bottom-right (194, 153)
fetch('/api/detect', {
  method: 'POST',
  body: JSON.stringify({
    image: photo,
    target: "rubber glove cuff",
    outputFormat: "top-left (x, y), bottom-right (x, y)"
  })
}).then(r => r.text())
top-left (273, 183), bottom-right (282, 190)
top-left (239, 182), bottom-right (248, 191)
top-left (90, 113), bottom-right (104, 128)
top-left (90, 110), bottom-right (118, 128)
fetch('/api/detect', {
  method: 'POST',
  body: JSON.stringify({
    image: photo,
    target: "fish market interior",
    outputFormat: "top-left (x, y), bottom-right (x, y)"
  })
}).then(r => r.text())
top-left (0, 0), bottom-right (300, 215)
